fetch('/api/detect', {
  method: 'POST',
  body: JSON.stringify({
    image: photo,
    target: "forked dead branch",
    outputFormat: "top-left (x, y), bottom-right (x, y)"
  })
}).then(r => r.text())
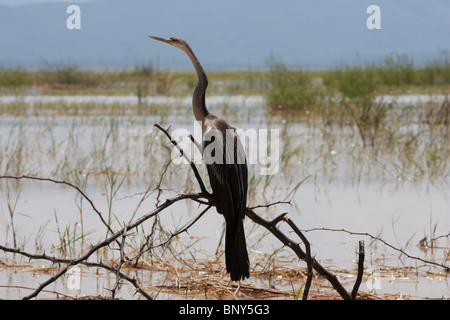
top-left (0, 123), bottom-right (367, 300)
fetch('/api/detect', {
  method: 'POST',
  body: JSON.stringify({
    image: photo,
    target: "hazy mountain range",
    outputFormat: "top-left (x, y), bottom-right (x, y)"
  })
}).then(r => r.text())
top-left (0, 0), bottom-right (449, 70)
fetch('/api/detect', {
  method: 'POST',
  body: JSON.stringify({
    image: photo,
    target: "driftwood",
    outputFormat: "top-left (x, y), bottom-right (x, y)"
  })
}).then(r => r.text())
top-left (0, 123), bottom-right (368, 300)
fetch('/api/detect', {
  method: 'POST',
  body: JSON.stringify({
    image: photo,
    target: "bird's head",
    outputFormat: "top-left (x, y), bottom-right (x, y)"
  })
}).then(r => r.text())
top-left (148, 36), bottom-right (189, 51)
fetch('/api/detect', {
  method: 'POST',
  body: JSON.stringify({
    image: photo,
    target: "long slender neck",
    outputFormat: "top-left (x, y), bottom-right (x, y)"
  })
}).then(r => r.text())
top-left (182, 45), bottom-right (209, 122)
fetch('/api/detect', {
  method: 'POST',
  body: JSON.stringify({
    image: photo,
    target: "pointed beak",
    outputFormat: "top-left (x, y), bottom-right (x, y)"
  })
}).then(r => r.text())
top-left (148, 35), bottom-right (173, 45)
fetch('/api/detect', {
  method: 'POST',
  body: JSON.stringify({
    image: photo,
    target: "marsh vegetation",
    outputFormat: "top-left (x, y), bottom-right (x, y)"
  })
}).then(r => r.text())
top-left (0, 53), bottom-right (449, 300)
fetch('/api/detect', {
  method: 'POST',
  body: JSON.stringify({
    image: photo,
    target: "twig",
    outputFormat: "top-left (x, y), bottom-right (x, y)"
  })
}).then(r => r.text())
top-left (168, 205), bottom-right (212, 239)
top-left (245, 208), bottom-right (352, 300)
top-left (154, 124), bottom-right (209, 196)
top-left (111, 222), bottom-right (129, 300)
top-left (188, 133), bottom-right (202, 152)
top-left (352, 240), bottom-right (365, 300)
top-left (136, 205), bottom-right (212, 255)
top-left (18, 192), bottom-right (203, 299)
top-left (271, 212), bottom-right (288, 226)
top-left (301, 227), bottom-right (449, 271)
top-left (0, 244), bottom-right (153, 300)
top-left (283, 215), bottom-right (313, 300)
top-left (155, 158), bottom-right (173, 206)
top-left (0, 175), bottom-right (113, 235)
top-left (249, 200), bottom-right (291, 210)
top-left (0, 285), bottom-right (74, 299)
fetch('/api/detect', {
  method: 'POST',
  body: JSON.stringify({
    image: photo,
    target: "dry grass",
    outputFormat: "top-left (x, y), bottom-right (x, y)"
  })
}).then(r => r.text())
top-left (0, 255), bottom-right (413, 300)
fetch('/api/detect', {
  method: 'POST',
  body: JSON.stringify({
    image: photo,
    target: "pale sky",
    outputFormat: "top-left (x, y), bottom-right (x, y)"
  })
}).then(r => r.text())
top-left (0, 0), bottom-right (98, 6)
top-left (1, 0), bottom-right (448, 69)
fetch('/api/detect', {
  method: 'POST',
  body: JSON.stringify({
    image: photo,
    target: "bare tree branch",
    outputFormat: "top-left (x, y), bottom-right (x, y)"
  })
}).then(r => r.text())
top-left (249, 200), bottom-right (291, 210)
top-left (283, 215), bottom-right (313, 300)
top-left (0, 123), bottom-right (358, 300)
top-left (111, 223), bottom-right (129, 300)
top-left (245, 208), bottom-right (352, 300)
top-left (5, 191), bottom-right (202, 300)
top-left (3, 123), bottom-right (445, 301)
top-left (0, 243), bottom-right (153, 300)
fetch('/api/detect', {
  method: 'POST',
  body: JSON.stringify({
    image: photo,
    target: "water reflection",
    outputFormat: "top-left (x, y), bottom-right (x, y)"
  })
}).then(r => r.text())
top-left (0, 94), bottom-right (448, 299)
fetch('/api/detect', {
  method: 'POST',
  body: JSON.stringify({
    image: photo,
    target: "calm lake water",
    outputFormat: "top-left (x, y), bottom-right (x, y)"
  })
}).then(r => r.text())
top-left (0, 94), bottom-right (448, 299)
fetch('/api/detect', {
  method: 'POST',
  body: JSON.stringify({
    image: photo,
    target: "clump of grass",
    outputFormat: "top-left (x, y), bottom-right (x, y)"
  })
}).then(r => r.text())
top-left (133, 59), bottom-right (177, 97)
top-left (0, 67), bottom-right (33, 87)
top-left (423, 97), bottom-right (450, 127)
top-left (375, 54), bottom-right (416, 87)
top-left (322, 64), bottom-right (390, 148)
top-left (39, 63), bottom-right (102, 87)
top-left (323, 65), bottom-right (377, 98)
top-left (325, 52), bottom-right (450, 93)
top-left (420, 51), bottom-right (450, 85)
top-left (265, 56), bottom-right (322, 110)
top-left (350, 97), bottom-right (392, 148)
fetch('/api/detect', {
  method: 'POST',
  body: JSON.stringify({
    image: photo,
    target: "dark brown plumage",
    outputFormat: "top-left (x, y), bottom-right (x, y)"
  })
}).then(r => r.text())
top-left (149, 36), bottom-right (250, 281)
